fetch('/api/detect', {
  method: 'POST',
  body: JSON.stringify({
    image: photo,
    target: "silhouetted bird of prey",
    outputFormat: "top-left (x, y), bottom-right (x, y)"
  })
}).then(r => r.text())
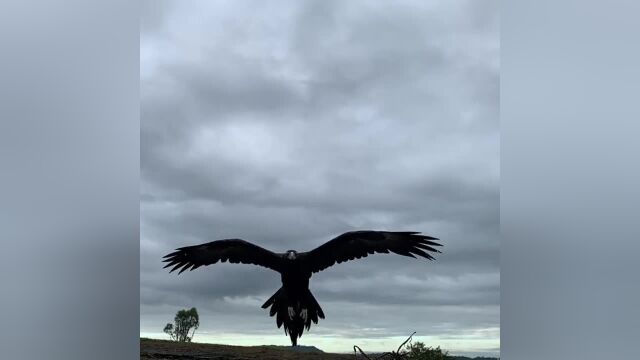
top-left (162, 230), bottom-right (442, 346)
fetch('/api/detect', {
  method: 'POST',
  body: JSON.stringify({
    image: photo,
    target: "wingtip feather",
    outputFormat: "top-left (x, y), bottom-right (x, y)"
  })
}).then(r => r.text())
top-left (178, 263), bottom-right (191, 274)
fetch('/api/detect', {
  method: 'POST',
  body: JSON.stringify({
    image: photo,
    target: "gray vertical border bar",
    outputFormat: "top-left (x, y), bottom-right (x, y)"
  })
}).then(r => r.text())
top-left (0, 1), bottom-right (140, 359)
top-left (502, 0), bottom-right (640, 359)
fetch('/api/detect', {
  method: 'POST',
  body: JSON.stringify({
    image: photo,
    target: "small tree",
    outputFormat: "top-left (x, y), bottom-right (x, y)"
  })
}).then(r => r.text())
top-left (163, 307), bottom-right (199, 342)
top-left (163, 323), bottom-right (177, 341)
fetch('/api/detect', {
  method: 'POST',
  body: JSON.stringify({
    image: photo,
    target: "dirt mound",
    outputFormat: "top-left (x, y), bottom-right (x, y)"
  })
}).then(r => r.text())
top-left (140, 338), bottom-right (353, 360)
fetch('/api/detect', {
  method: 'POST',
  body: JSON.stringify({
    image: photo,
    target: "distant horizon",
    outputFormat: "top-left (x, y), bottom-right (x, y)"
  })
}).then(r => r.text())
top-left (139, 331), bottom-right (500, 358)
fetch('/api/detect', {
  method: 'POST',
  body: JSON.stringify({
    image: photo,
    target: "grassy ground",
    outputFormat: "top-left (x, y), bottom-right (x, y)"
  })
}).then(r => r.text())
top-left (140, 338), bottom-right (355, 360)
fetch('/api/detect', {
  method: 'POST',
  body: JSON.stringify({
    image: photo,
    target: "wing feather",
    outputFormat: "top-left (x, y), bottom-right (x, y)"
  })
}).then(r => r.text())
top-left (162, 239), bottom-right (283, 273)
top-left (300, 231), bottom-right (442, 273)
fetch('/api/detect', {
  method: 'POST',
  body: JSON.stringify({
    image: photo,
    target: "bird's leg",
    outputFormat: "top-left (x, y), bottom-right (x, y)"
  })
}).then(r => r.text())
top-left (301, 308), bottom-right (308, 322)
top-left (287, 306), bottom-right (295, 320)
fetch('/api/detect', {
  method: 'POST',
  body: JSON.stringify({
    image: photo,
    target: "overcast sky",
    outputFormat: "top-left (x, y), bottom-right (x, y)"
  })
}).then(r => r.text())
top-left (140, 0), bottom-right (499, 356)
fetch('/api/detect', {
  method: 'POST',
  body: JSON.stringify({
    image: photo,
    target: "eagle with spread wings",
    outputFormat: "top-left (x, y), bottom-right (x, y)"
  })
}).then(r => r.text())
top-left (163, 230), bottom-right (442, 346)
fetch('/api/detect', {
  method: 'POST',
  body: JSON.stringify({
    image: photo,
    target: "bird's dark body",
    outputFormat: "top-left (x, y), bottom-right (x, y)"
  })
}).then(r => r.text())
top-left (262, 258), bottom-right (324, 346)
top-left (162, 230), bottom-right (442, 346)
top-left (262, 257), bottom-right (322, 345)
top-left (280, 259), bottom-right (310, 291)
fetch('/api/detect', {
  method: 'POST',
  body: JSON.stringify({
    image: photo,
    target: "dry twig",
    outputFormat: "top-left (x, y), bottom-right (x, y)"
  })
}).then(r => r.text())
top-left (353, 332), bottom-right (416, 359)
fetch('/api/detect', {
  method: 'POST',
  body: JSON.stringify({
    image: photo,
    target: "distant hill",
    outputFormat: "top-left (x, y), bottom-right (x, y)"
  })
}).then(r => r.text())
top-left (267, 344), bottom-right (324, 353)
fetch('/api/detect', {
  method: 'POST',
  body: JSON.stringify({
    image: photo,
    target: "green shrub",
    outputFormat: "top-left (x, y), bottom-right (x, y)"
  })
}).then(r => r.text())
top-left (404, 341), bottom-right (449, 360)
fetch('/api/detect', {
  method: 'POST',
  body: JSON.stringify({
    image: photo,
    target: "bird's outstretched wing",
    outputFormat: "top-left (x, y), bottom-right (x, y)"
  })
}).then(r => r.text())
top-left (300, 230), bottom-right (442, 274)
top-left (162, 239), bottom-right (284, 274)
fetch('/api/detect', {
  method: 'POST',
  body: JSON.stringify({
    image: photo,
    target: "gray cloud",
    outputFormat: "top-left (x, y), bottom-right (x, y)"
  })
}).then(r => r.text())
top-left (141, 0), bottom-right (498, 355)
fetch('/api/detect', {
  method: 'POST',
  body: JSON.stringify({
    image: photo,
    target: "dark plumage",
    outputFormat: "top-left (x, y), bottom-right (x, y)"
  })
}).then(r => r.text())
top-left (162, 230), bottom-right (442, 346)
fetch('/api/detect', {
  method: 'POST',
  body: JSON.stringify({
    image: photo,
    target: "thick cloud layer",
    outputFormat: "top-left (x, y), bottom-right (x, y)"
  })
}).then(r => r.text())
top-left (141, 0), bottom-right (499, 356)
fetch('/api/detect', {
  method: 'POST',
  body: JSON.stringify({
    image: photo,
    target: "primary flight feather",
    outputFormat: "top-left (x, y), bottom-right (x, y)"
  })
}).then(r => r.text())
top-left (162, 230), bottom-right (442, 346)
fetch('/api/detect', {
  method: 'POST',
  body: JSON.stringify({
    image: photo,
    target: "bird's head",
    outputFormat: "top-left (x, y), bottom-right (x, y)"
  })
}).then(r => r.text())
top-left (285, 250), bottom-right (298, 260)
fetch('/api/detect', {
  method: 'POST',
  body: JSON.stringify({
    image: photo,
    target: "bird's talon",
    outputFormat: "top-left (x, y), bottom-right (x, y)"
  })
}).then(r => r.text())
top-left (301, 308), bottom-right (308, 322)
top-left (288, 306), bottom-right (295, 319)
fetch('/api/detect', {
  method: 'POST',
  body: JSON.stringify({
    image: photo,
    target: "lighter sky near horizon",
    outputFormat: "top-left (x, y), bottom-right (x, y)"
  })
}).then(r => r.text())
top-left (140, 0), bottom-right (499, 357)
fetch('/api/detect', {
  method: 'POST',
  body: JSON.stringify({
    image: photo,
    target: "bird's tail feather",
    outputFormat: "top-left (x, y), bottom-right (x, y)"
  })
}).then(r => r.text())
top-left (262, 287), bottom-right (324, 346)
